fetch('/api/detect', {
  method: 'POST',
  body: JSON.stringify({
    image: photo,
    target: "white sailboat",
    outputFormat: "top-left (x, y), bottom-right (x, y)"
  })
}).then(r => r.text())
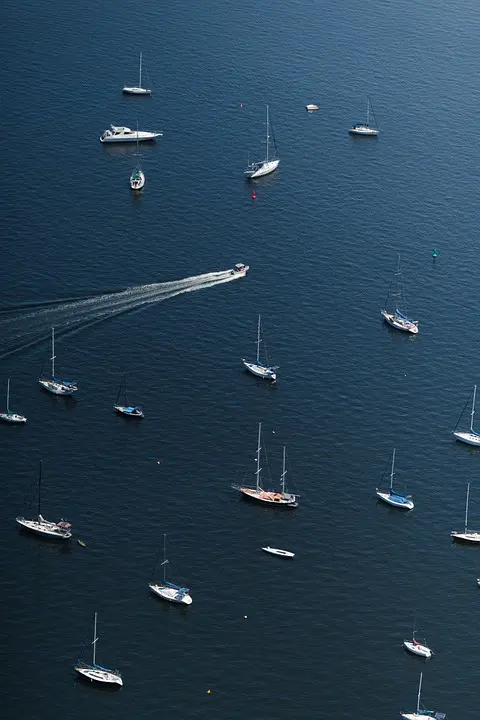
top-left (123, 52), bottom-right (152, 95)
top-left (0, 378), bottom-right (27, 423)
top-left (381, 255), bottom-right (419, 334)
top-left (453, 385), bottom-right (480, 446)
top-left (16, 461), bottom-right (72, 539)
top-left (149, 534), bottom-right (192, 605)
top-left (262, 546), bottom-right (295, 558)
top-left (242, 315), bottom-right (278, 381)
top-left (400, 672), bottom-right (445, 720)
top-left (451, 482), bottom-right (480, 543)
top-left (376, 449), bottom-right (414, 510)
top-left (244, 105), bottom-right (279, 179)
top-left (75, 613), bottom-right (123, 686)
top-left (114, 373), bottom-right (144, 417)
top-left (403, 624), bottom-right (433, 658)
top-left (130, 125), bottom-right (145, 190)
top-left (233, 424), bottom-right (299, 508)
top-left (349, 99), bottom-right (378, 135)
top-left (38, 327), bottom-right (78, 396)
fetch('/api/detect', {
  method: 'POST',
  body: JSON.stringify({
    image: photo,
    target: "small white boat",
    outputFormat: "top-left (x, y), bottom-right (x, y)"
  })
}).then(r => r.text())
top-left (0, 378), bottom-right (27, 423)
top-left (403, 626), bottom-right (432, 658)
top-left (381, 255), bottom-right (418, 334)
top-left (451, 482), bottom-right (480, 543)
top-left (400, 672), bottom-right (445, 720)
top-left (349, 99), bottom-right (378, 135)
top-left (130, 167), bottom-right (145, 190)
top-left (476, 578), bottom-right (480, 586)
top-left (231, 263), bottom-right (249, 277)
top-left (123, 52), bottom-right (151, 95)
top-left (262, 546), bottom-right (295, 558)
top-left (233, 424), bottom-right (299, 508)
top-left (453, 385), bottom-right (480, 446)
top-left (305, 104), bottom-right (319, 112)
top-left (39, 327), bottom-right (78, 396)
top-left (16, 461), bottom-right (72, 540)
top-left (244, 105), bottom-right (279, 179)
top-left (114, 374), bottom-right (144, 418)
top-left (100, 125), bottom-right (162, 143)
top-left (149, 534), bottom-right (192, 606)
top-left (376, 449), bottom-right (414, 510)
top-left (242, 315), bottom-right (278, 381)
top-left (75, 613), bottom-right (123, 686)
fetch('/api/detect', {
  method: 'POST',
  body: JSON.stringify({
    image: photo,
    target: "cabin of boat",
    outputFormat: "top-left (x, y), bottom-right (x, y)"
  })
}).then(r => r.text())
top-left (232, 263), bottom-right (249, 275)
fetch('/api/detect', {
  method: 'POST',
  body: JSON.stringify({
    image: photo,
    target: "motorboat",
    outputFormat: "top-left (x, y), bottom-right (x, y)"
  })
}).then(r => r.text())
top-left (123, 52), bottom-right (152, 95)
top-left (231, 263), bottom-right (249, 276)
top-left (0, 378), bottom-right (27, 423)
top-left (244, 105), bottom-right (280, 179)
top-left (305, 104), bottom-right (319, 111)
top-left (75, 613), bottom-right (123, 686)
top-left (16, 461), bottom-right (72, 540)
top-left (262, 546), bottom-right (295, 558)
top-left (376, 449), bottom-right (414, 510)
top-left (100, 126), bottom-right (162, 143)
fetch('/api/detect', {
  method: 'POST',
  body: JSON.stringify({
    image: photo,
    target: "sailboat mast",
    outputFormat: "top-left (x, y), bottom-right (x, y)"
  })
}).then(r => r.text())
top-left (38, 460), bottom-right (42, 517)
top-left (416, 673), bottom-right (423, 715)
top-left (124, 373), bottom-right (129, 406)
top-left (6, 378), bottom-right (10, 413)
top-left (281, 446), bottom-right (287, 494)
top-left (389, 448), bottom-right (396, 491)
top-left (470, 385), bottom-right (477, 432)
top-left (265, 105), bottom-right (269, 163)
top-left (139, 52), bottom-right (142, 88)
top-left (256, 315), bottom-right (261, 364)
top-left (163, 533), bottom-right (167, 583)
top-left (465, 482), bottom-right (470, 533)
top-left (256, 422), bottom-right (262, 492)
top-left (367, 99), bottom-right (370, 126)
top-left (92, 612), bottom-right (98, 666)
top-left (51, 327), bottom-right (56, 379)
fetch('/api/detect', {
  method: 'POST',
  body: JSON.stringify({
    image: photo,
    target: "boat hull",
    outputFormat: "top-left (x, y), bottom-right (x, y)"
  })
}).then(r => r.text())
top-left (39, 378), bottom-right (77, 396)
top-left (238, 487), bottom-right (298, 508)
top-left (242, 360), bottom-right (277, 381)
top-left (245, 159), bottom-right (279, 179)
top-left (149, 583), bottom-right (192, 605)
top-left (100, 132), bottom-right (161, 143)
top-left (382, 311), bottom-right (419, 334)
top-left (451, 530), bottom-right (480, 543)
top-left (114, 404), bottom-right (144, 418)
top-left (401, 714), bottom-right (436, 720)
top-left (376, 490), bottom-right (414, 510)
top-left (349, 126), bottom-right (378, 135)
top-left (453, 430), bottom-right (480, 446)
top-left (16, 516), bottom-right (72, 539)
top-left (130, 171), bottom-right (145, 190)
top-left (122, 87), bottom-right (151, 95)
top-left (403, 641), bottom-right (432, 658)
top-left (262, 546), bottom-right (295, 558)
top-left (0, 411), bottom-right (27, 423)
top-left (75, 664), bottom-right (123, 686)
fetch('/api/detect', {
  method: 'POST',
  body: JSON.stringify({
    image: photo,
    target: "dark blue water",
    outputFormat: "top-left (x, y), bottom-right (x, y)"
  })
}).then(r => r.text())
top-left (2, 0), bottom-right (480, 717)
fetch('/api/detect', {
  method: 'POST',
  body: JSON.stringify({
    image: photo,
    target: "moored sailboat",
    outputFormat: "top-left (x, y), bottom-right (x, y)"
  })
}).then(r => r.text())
top-left (244, 105), bottom-right (279, 179)
top-left (0, 378), bottom-right (27, 423)
top-left (123, 52), bottom-right (151, 95)
top-left (376, 449), bottom-right (414, 510)
top-left (232, 424), bottom-right (298, 508)
top-left (75, 613), bottom-right (123, 686)
top-left (349, 99), bottom-right (378, 136)
top-left (403, 624), bottom-right (433, 658)
top-left (453, 385), bottom-right (480, 446)
top-left (38, 327), bottom-right (78, 396)
top-left (130, 125), bottom-right (145, 190)
top-left (16, 461), bottom-right (72, 539)
top-left (242, 315), bottom-right (278, 381)
top-left (400, 672), bottom-right (445, 720)
top-left (381, 255), bottom-right (418, 334)
top-left (149, 534), bottom-right (192, 605)
top-left (114, 374), bottom-right (144, 418)
top-left (451, 482), bottom-right (480, 543)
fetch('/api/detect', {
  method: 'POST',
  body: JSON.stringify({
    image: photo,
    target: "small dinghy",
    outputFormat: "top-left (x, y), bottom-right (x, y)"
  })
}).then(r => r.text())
top-left (262, 546), bottom-right (295, 558)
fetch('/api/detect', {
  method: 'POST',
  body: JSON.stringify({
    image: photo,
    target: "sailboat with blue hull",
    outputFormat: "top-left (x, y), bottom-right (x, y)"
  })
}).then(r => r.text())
top-left (114, 374), bottom-right (144, 418)
top-left (38, 327), bottom-right (78, 396)
top-left (376, 448), bottom-right (414, 510)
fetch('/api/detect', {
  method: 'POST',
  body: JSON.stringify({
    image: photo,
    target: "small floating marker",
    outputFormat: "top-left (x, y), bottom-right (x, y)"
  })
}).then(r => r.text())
top-left (77, 539), bottom-right (87, 547)
top-left (207, 689), bottom-right (211, 694)
top-left (251, 189), bottom-right (256, 200)
top-left (240, 103), bottom-right (244, 108)
top-left (244, 615), bottom-right (248, 618)
top-left (432, 247), bottom-right (438, 258)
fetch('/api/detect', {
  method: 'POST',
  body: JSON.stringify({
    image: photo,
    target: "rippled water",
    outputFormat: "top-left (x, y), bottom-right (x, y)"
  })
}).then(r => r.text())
top-left (2, 0), bottom-right (480, 718)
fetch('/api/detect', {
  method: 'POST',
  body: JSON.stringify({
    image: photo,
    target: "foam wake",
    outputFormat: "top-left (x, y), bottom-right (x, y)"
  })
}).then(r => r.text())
top-left (0, 268), bottom-right (243, 360)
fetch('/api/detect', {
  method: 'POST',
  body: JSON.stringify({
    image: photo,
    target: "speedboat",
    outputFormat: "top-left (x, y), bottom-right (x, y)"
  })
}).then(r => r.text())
top-left (100, 126), bottom-right (162, 143)
top-left (403, 638), bottom-right (432, 659)
top-left (305, 104), bottom-right (319, 111)
top-left (262, 546), bottom-right (295, 558)
top-left (231, 263), bottom-right (249, 276)
top-left (381, 310), bottom-right (419, 334)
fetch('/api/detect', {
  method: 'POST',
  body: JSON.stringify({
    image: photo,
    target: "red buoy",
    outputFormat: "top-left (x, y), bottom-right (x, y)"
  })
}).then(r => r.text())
top-left (252, 189), bottom-right (256, 200)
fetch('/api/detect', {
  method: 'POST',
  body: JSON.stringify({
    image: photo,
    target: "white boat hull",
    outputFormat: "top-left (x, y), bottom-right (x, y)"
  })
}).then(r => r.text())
top-left (382, 310), bottom-right (419, 334)
top-left (149, 583), bottom-right (192, 605)
top-left (75, 664), bottom-right (123, 686)
top-left (349, 126), bottom-right (378, 135)
top-left (130, 171), bottom-right (145, 190)
top-left (403, 641), bottom-right (432, 658)
top-left (100, 131), bottom-right (162, 143)
top-left (16, 516), bottom-right (72, 539)
top-left (122, 86), bottom-right (151, 95)
top-left (262, 546), bottom-right (295, 558)
top-left (376, 489), bottom-right (414, 510)
top-left (401, 714), bottom-right (435, 720)
top-left (242, 359), bottom-right (277, 381)
top-left (245, 159), bottom-right (280, 179)
top-left (114, 404), bottom-right (144, 418)
top-left (238, 487), bottom-right (298, 507)
top-left (453, 430), bottom-right (480, 446)
top-left (39, 378), bottom-right (77, 396)
top-left (0, 411), bottom-right (27, 423)
top-left (451, 530), bottom-right (480, 543)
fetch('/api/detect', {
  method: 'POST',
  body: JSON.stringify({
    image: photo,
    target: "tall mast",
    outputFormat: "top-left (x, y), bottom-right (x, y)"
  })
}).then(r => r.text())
top-left (139, 52), bottom-right (142, 88)
top-left (38, 460), bottom-right (42, 517)
top-left (265, 105), bottom-right (269, 163)
top-left (51, 327), bottom-right (56, 379)
top-left (281, 446), bottom-right (287, 494)
top-left (367, 99), bottom-right (370, 126)
top-left (416, 673), bottom-right (423, 715)
top-left (161, 533), bottom-right (168, 583)
top-left (470, 385), bottom-right (477, 432)
top-left (6, 378), bottom-right (10, 413)
top-left (465, 482), bottom-right (470, 533)
top-left (124, 373), bottom-right (128, 406)
top-left (255, 422), bottom-right (262, 492)
top-left (92, 612), bottom-right (98, 666)
top-left (256, 315), bottom-right (261, 364)
top-left (389, 448), bottom-right (396, 491)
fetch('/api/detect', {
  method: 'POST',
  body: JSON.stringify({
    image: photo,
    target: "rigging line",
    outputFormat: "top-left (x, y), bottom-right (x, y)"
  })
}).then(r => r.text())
top-left (454, 395), bottom-right (470, 432)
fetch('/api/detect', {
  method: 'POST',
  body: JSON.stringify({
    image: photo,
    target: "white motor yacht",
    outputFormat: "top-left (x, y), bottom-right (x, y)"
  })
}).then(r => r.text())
top-left (100, 125), bottom-right (162, 143)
